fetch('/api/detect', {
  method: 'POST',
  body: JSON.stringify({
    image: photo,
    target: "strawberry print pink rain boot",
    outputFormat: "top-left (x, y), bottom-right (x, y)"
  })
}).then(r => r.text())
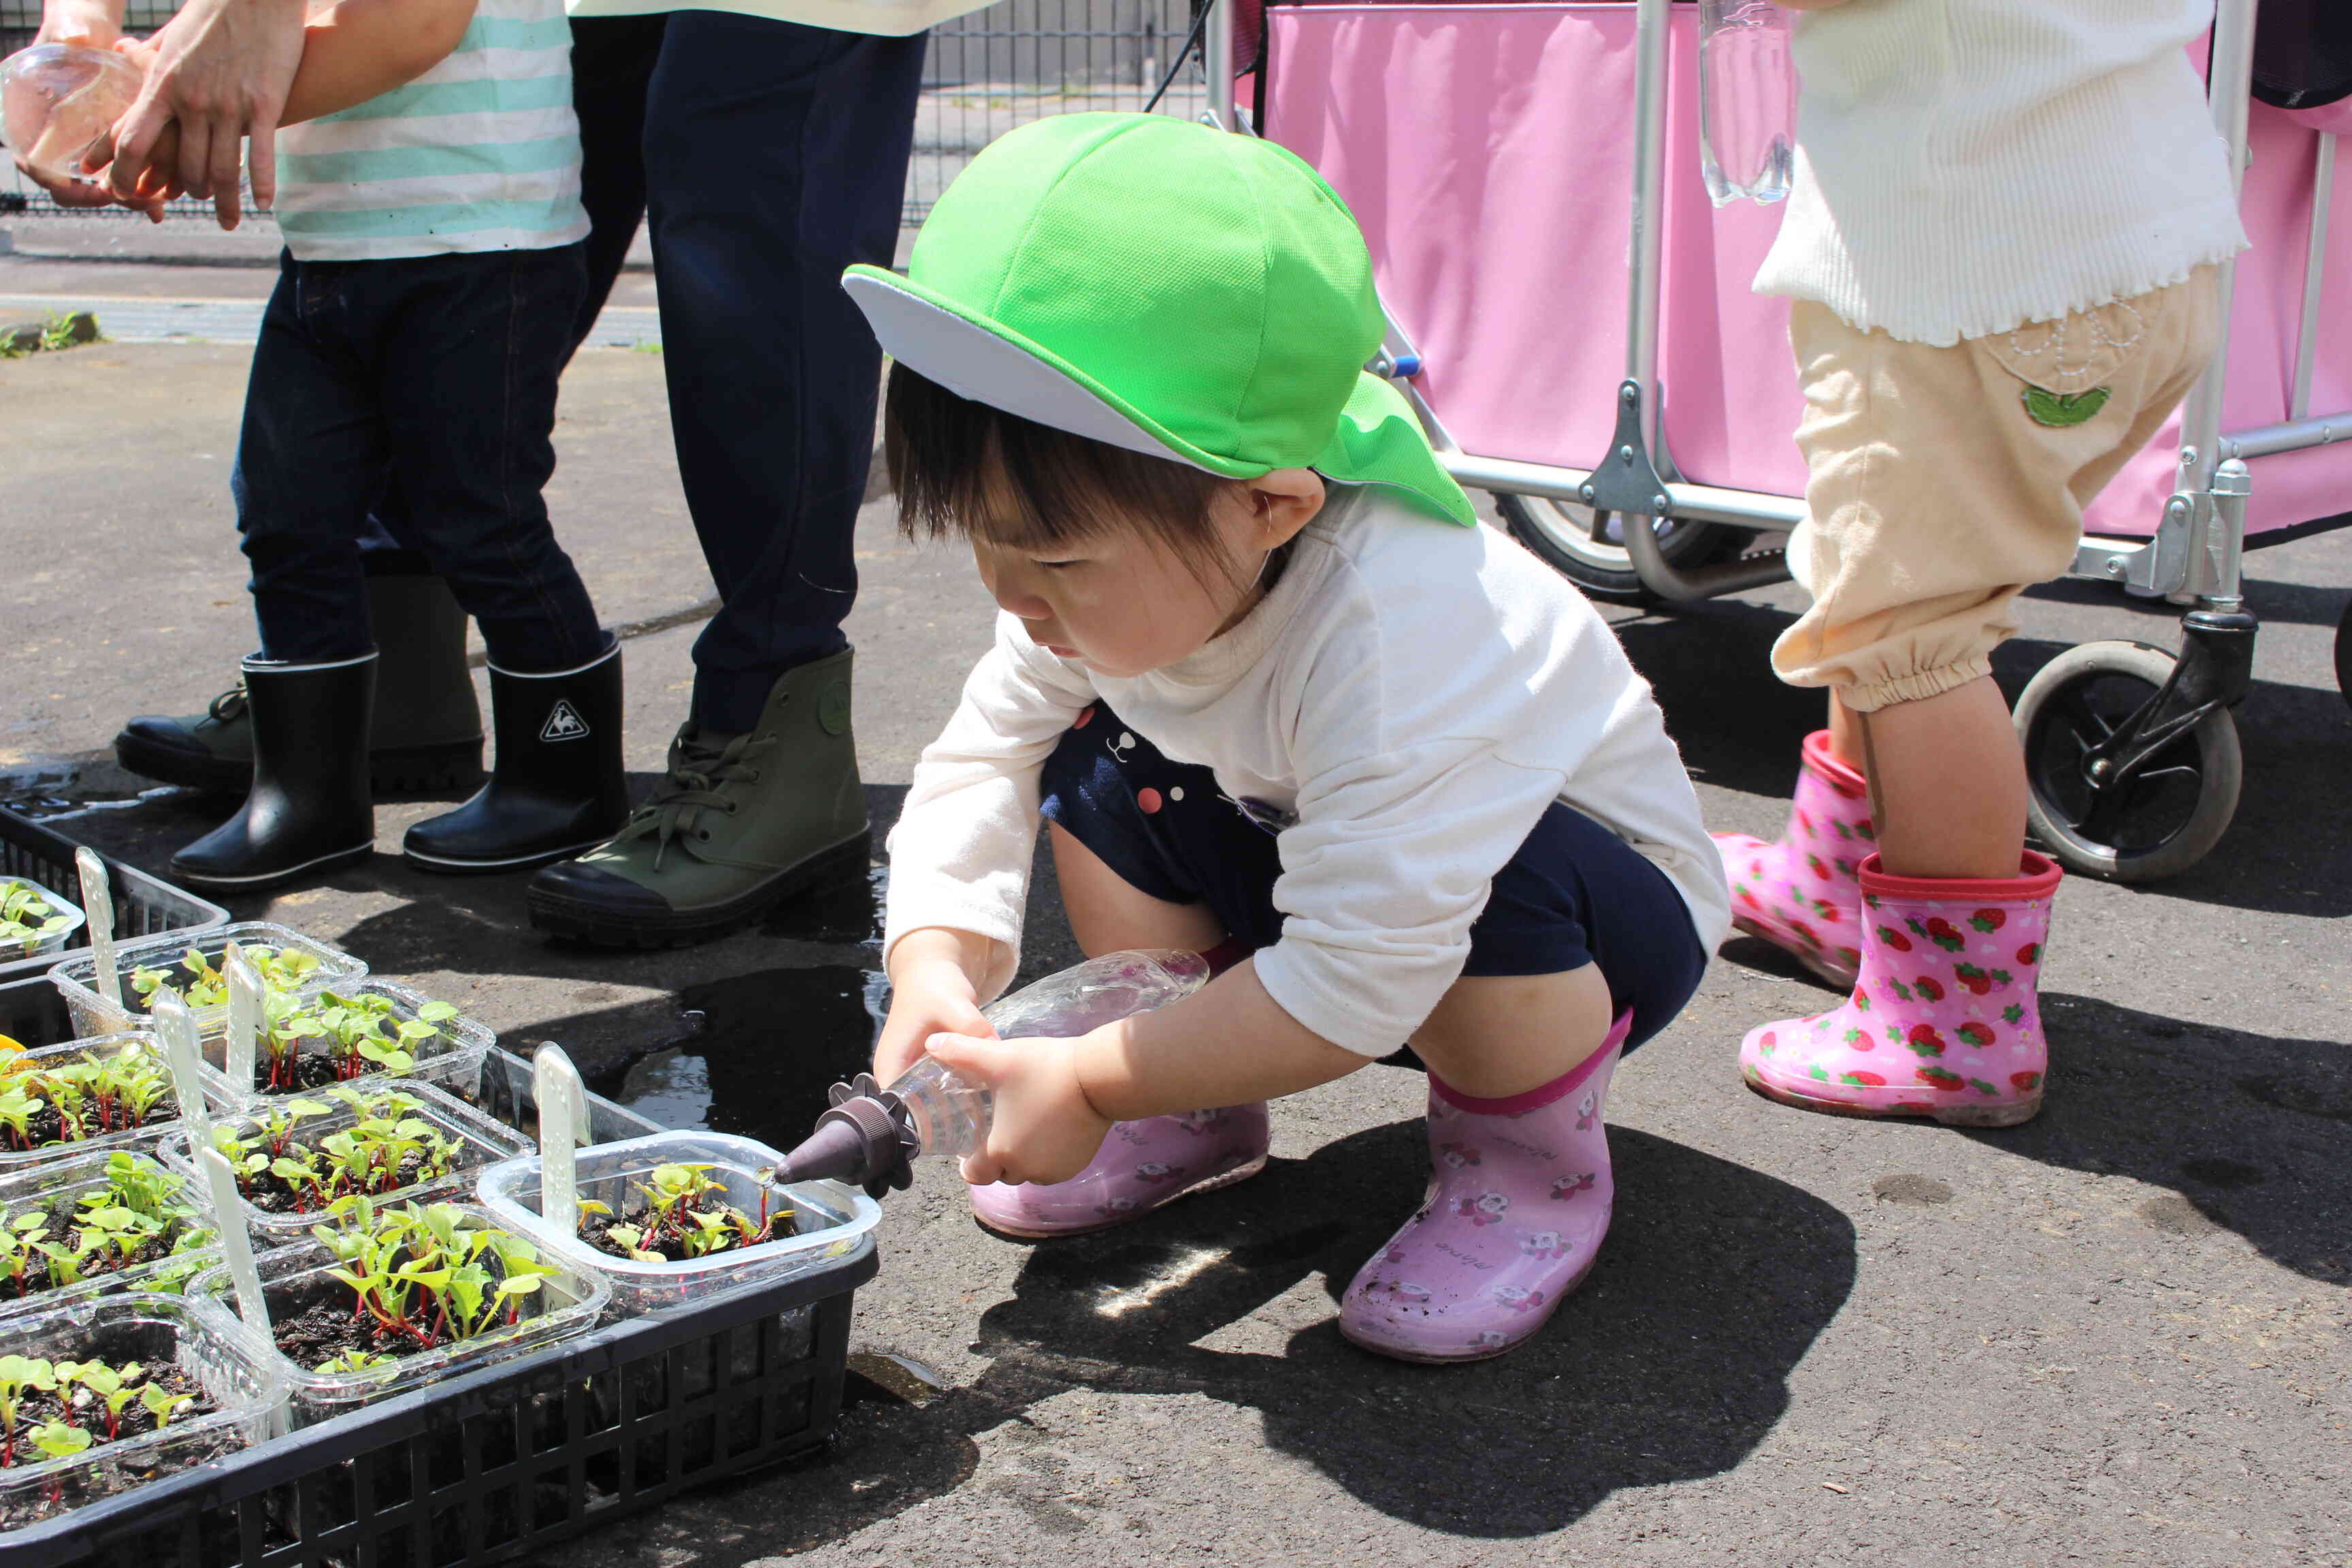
top-left (1713, 730), bottom-right (1876, 987)
top-left (968, 1102), bottom-right (1270, 1238)
top-left (1339, 1013), bottom-right (1633, 1363)
top-left (1740, 851), bottom-right (2061, 1128)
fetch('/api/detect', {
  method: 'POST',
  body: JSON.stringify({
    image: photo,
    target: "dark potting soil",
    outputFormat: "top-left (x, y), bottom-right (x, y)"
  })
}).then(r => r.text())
top-left (0, 1365), bottom-right (225, 1526)
top-left (267, 1270), bottom-right (529, 1371)
top-left (239, 1148), bottom-right (463, 1214)
top-left (250, 1054), bottom-right (383, 1095)
top-left (578, 1203), bottom-right (791, 1264)
top-left (11, 1100), bottom-right (176, 1152)
top-left (0, 1222), bottom-right (184, 1303)
top-left (1, 1362), bottom-right (214, 1455)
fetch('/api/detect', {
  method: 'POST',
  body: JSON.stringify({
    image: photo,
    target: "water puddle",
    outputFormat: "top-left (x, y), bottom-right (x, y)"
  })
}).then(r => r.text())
top-left (844, 1350), bottom-right (949, 1407)
top-left (603, 963), bottom-right (888, 1149)
top-left (758, 864), bottom-right (887, 946)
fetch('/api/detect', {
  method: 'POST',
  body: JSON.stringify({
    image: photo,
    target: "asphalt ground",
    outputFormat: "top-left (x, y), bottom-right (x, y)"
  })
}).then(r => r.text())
top-left (1, 306), bottom-right (2347, 1566)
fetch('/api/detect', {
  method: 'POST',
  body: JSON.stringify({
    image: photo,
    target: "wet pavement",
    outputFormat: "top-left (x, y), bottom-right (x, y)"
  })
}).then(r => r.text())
top-left (2, 321), bottom-right (2349, 1567)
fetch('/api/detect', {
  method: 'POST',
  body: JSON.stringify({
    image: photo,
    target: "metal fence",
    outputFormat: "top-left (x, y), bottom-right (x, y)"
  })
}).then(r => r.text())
top-left (1, 0), bottom-right (1206, 229)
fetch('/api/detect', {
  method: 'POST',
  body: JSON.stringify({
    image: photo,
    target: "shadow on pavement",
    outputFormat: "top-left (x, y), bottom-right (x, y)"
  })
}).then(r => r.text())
top-left (1973, 992), bottom-right (2351, 1288)
top-left (895, 1118), bottom-right (1860, 1539)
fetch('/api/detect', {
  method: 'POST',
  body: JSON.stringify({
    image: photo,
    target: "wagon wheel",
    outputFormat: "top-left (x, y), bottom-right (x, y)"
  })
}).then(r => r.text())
top-left (1494, 493), bottom-right (1742, 603)
top-left (2014, 640), bottom-right (2242, 883)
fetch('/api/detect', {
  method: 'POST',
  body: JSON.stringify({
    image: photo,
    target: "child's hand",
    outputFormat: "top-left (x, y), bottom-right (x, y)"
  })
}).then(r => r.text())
top-left (924, 1032), bottom-right (1114, 1187)
top-left (873, 966), bottom-right (994, 1088)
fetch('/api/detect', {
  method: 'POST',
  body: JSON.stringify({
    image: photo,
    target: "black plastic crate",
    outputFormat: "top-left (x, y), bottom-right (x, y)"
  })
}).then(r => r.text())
top-left (0, 808), bottom-right (229, 985)
top-left (0, 974), bottom-right (76, 1047)
top-left (0, 1247), bottom-right (879, 1568)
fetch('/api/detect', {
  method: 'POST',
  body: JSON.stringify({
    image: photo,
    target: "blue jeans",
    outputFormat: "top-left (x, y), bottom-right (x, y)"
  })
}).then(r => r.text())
top-left (233, 244), bottom-right (605, 672)
top-left (568, 12), bottom-right (929, 730)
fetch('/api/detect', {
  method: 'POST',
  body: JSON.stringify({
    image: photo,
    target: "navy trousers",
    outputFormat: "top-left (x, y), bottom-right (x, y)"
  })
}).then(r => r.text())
top-left (235, 244), bottom-right (607, 673)
top-left (568, 13), bottom-right (929, 731)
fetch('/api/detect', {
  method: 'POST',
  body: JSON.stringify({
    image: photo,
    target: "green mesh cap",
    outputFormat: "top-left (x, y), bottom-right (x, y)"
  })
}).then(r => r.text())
top-left (842, 113), bottom-right (1473, 527)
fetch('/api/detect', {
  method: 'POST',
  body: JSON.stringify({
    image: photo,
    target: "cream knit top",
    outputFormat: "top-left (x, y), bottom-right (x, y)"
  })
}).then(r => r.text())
top-left (1753, 0), bottom-right (2249, 346)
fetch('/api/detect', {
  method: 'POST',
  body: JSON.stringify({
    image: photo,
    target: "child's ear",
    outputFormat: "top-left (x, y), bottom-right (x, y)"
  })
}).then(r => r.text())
top-left (1247, 468), bottom-right (1325, 549)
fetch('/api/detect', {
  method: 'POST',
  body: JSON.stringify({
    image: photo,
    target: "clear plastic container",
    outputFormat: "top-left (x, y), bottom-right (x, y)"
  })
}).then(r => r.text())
top-left (0, 876), bottom-right (84, 964)
top-left (419, 1045), bottom-right (662, 1147)
top-left (0, 1032), bottom-right (248, 1172)
top-left (48, 922), bottom-right (366, 1044)
top-left (1699, 0), bottom-right (1796, 206)
top-left (0, 1151), bottom-right (220, 1320)
top-left (213, 979), bottom-right (495, 1101)
top-left (475, 1131), bottom-right (881, 1311)
top-left (0, 1292), bottom-right (287, 1524)
top-left (154, 1081), bottom-right (530, 1248)
top-left (184, 1207), bottom-right (608, 1423)
top-left (0, 42), bottom-right (142, 189)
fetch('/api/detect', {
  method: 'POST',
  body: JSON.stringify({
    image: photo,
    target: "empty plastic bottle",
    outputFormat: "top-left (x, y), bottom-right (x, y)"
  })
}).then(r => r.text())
top-left (1, 43), bottom-right (142, 188)
top-left (772, 949), bottom-right (1212, 1194)
top-left (1698, 0), bottom-right (1796, 206)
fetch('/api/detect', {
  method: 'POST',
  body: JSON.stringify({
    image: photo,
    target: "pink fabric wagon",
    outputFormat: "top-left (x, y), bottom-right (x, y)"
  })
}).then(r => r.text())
top-left (1252, 0), bottom-right (2351, 881)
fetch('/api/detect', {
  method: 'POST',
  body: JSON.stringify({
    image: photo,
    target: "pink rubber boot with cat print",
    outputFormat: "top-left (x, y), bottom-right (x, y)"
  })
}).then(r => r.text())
top-left (1740, 851), bottom-right (2060, 1128)
top-left (1339, 1013), bottom-right (1632, 1363)
top-left (968, 1102), bottom-right (1270, 1238)
top-left (1713, 730), bottom-right (1876, 987)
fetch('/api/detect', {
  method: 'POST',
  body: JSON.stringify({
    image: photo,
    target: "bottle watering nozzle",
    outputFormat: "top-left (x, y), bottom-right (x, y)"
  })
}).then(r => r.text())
top-left (771, 1073), bottom-right (923, 1198)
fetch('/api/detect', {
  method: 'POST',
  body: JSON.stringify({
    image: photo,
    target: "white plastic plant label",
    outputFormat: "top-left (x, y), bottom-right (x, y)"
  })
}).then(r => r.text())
top-left (197, 1143), bottom-right (270, 1335)
top-left (74, 847), bottom-right (120, 1009)
top-left (225, 955), bottom-right (262, 1092)
top-left (534, 1043), bottom-right (585, 1240)
top-left (152, 988), bottom-right (214, 1151)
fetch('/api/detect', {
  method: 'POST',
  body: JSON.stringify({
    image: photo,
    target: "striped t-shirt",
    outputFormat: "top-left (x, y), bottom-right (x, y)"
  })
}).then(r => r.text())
top-left (273, 0), bottom-right (591, 263)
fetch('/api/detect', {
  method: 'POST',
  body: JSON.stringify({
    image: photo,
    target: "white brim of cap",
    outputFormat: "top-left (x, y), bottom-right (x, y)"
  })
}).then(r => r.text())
top-left (844, 271), bottom-right (1221, 476)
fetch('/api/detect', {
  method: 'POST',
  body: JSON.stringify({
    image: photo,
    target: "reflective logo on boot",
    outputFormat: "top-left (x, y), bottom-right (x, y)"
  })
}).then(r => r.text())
top-left (540, 700), bottom-right (591, 742)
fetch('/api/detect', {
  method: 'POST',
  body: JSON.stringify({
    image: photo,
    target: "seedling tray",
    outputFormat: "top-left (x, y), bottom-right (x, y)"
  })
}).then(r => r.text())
top-left (0, 1151), bottom-right (220, 1321)
top-left (0, 877), bottom-right (84, 968)
top-left (476, 1131), bottom-right (882, 1311)
top-left (0, 1035), bottom-right (248, 1173)
top-left (0, 1239), bottom-right (878, 1568)
top-left (154, 1085), bottom-right (531, 1249)
top-left (0, 815), bottom-right (226, 989)
top-left (50, 924), bottom-right (365, 1047)
top-left (208, 981), bottom-right (495, 1103)
top-left (184, 1209), bottom-right (611, 1425)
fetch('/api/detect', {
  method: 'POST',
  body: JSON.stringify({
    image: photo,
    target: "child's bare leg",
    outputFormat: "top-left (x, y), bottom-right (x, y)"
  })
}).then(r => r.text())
top-left (1048, 822), bottom-right (1226, 958)
top-left (1832, 679), bottom-right (2027, 881)
top-left (1409, 964), bottom-right (1615, 1098)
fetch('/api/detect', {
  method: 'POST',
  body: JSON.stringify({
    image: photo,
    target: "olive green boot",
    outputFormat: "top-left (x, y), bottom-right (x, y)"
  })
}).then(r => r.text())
top-left (525, 650), bottom-right (868, 947)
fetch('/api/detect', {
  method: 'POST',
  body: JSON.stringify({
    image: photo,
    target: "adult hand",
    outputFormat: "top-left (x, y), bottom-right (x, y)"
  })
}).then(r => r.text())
top-left (924, 1032), bottom-right (1115, 1188)
top-left (14, 0), bottom-right (130, 208)
top-left (96, 0), bottom-right (306, 229)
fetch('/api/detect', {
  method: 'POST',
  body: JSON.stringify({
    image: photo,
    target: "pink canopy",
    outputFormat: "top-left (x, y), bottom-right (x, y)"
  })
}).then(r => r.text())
top-left (1264, 1), bottom-right (2352, 540)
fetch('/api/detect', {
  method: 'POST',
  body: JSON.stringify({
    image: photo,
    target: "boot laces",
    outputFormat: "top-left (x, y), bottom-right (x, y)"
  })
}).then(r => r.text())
top-left (614, 727), bottom-right (777, 872)
top-left (203, 681), bottom-right (249, 728)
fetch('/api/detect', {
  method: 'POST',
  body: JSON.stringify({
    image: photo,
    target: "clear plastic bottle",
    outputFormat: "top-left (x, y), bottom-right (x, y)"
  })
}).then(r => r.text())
top-left (1698, 0), bottom-right (1796, 207)
top-left (892, 948), bottom-right (1212, 1162)
top-left (1, 43), bottom-right (142, 188)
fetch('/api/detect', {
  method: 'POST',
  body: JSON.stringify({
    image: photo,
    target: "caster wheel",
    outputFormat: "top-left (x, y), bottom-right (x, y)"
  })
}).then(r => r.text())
top-left (1494, 493), bottom-right (1742, 604)
top-left (2015, 640), bottom-right (2242, 883)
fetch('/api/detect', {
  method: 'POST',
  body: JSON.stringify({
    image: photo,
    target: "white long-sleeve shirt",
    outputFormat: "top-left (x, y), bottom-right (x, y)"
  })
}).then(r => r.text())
top-left (881, 487), bottom-right (1731, 1058)
top-left (1754, 0), bottom-right (2247, 346)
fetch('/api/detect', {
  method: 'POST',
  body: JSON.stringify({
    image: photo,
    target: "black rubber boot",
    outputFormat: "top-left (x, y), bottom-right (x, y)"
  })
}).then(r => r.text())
top-left (170, 653), bottom-right (378, 892)
top-left (116, 574), bottom-right (484, 798)
top-left (402, 640), bottom-right (628, 875)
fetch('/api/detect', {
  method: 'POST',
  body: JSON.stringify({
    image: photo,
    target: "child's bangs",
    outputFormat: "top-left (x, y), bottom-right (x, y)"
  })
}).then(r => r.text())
top-left (885, 363), bottom-right (1232, 575)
